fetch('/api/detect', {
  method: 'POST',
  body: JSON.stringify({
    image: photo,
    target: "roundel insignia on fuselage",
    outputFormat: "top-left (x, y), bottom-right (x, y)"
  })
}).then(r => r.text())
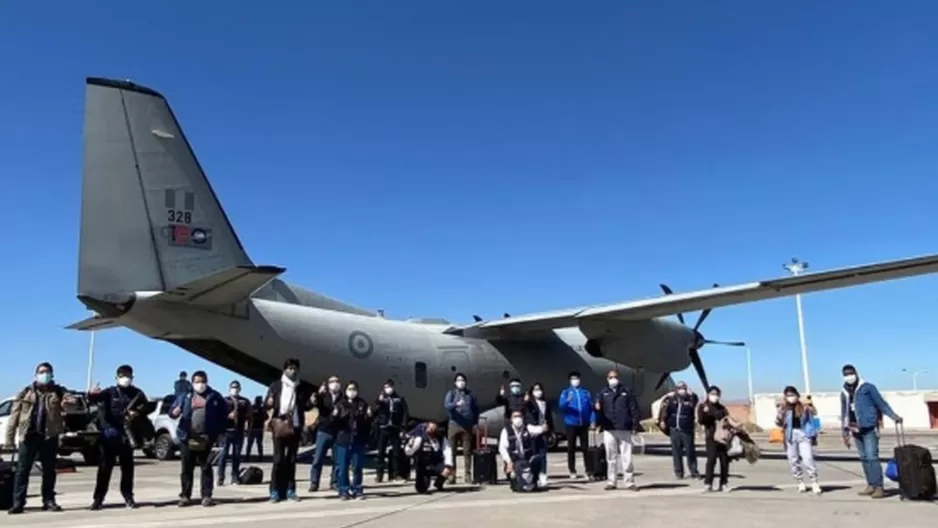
top-left (347, 330), bottom-right (374, 359)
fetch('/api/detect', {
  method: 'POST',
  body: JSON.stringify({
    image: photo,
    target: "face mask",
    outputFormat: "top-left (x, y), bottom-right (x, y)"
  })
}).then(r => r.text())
top-left (284, 370), bottom-right (297, 380)
top-left (510, 386), bottom-right (521, 395)
top-left (785, 396), bottom-right (797, 404)
top-left (230, 388), bottom-right (240, 397)
top-left (708, 395), bottom-right (719, 404)
top-left (193, 382), bottom-right (207, 394)
top-left (328, 382), bottom-right (340, 392)
top-left (570, 379), bottom-right (580, 387)
top-left (383, 387), bottom-right (394, 395)
top-left (677, 389), bottom-right (687, 397)
top-left (346, 390), bottom-right (358, 399)
top-left (455, 380), bottom-right (466, 389)
top-left (607, 378), bottom-right (619, 388)
top-left (532, 390), bottom-right (543, 399)
top-left (511, 417), bottom-right (523, 428)
top-left (117, 377), bottom-right (132, 388)
top-left (36, 373), bottom-right (52, 385)
top-left (844, 374), bottom-right (857, 384)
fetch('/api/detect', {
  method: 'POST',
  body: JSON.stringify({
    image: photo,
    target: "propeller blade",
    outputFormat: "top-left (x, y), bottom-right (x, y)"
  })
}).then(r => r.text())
top-left (689, 348), bottom-right (709, 391)
top-left (654, 372), bottom-right (670, 391)
top-left (704, 340), bottom-right (746, 347)
top-left (658, 283), bottom-right (685, 325)
top-left (692, 283), bottom-right (720, 331)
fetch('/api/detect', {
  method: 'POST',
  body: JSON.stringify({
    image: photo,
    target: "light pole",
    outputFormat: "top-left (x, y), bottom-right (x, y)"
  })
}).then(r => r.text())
top-left (745, 346), bottom-right (754, 408)
top-left (85, 312), bottom-right (97, 391)
top-left (902, 369), bottom-right (928, 391)
top-left (783, 258), bottom-right (811, 395)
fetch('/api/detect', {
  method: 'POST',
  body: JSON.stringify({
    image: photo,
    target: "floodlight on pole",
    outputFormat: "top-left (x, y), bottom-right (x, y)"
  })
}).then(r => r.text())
top-left (901, 368), bottom-right (928, 391)
top-left (783, 258), bottom-right (811, 395)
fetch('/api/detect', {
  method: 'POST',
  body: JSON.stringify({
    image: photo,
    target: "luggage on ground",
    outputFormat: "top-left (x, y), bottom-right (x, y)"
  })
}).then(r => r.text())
top-left (585, 430), bottom-right (607, 481)
top-left (892, 423), bottom-right (937, 501)
top-left (396, 448), bottom-right (412, 480)
top-left (238, 466), bottom-right (264, 485)
top-left (0, 456), bottom-right (14, 511)
top-left (471, 420), bottom-right (497, 485)
top-left (510, 459), bottom-right (536, 492)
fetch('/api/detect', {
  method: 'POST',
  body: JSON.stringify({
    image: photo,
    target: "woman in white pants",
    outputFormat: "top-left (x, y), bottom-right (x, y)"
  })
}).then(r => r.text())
top-left (775, 386), bottom-right (821, 495)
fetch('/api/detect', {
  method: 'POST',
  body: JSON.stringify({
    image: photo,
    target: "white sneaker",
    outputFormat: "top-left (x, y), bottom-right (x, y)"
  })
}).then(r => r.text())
top-left (538, 474), bottom-right (549, 488)
top-left (569, 473), bottom-right (578, 480)
top-left (797, 482), bottom-right (807, 493)
top-left (811, 482), bottom-right (822, 495)
top-left (702, 485), bottom-right (713, 493)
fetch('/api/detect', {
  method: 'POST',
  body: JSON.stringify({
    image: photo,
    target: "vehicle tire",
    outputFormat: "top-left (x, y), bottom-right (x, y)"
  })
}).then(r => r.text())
top-left (545, 432), bottom-right (559, 451)
top-left (142, 447), bottom-right (156, 459)
top-left (154, 432), bottom-right (175, 461)
top-left (81, 447), bottom-right (100, 466)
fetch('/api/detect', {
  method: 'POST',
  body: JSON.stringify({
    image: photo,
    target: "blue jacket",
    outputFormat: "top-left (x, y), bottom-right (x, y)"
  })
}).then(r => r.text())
top-left (840, 380), bottom-right (896, 433)
top-left (776, 405), bottom-right (819, 442)
top-left (658, 392), bottom-right (698, 434)
top-left (557, 386), bottom-right (595, 427)
top-left (443, 389), bottom-right (479, 430)
top-left (172, 387), bottom-right (228, 443)
top-left (595, 386), bottom-right (640, 432)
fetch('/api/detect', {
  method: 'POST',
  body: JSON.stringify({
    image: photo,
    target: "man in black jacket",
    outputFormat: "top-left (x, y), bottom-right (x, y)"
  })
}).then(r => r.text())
top-left (495, 378), bottom-right (528, 422)
top-left (593, 370), bottom-right (641, 491)
top-left (87, 364), bottom-right (148, 510)
top-left (264, 358), bottom-right (313, 502)
top-left (309, 375), bottom-right (342, 492)
top-left (217, 380), bottom-right (251, 486)
top-left (374, 379), bottom-right (409, 483)
top-left (657, 381), bottom-right (700, 479)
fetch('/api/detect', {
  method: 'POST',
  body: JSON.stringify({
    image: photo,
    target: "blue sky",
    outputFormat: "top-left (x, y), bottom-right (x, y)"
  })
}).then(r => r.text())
top-left (1, 1), bottom-right (936, 400)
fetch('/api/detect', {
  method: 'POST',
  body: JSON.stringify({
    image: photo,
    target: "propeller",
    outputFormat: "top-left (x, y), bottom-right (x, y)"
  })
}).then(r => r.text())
top-left (653, 283), bottom-right (744, 392)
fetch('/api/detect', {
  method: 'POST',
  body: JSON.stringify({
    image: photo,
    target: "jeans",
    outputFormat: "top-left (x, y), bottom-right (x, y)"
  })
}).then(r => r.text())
top-left (564, 425), bottom-right (589, 474)
top-left (309, 430), bottom-right (338, 490)
top-left (244, 429), bottom-right (264, 461)
top-left (854, 428), bottom-right (882, 488)
top-left (93, 436), bottom-right (135, 501)
top-left (179, 441), bottom-right (215, 499)
top-left (12, 434), bottom-right (58, 507)
top-left (217, 431), bottom-right (244, 483)
top-left (602, 430), bottom-right (635, 485)
top-left (334, 441), bottom-right (366, 497)
top-left (785, 429), bottom-right (817, 482)
top-left (669, 429), bottom-right (698, 477)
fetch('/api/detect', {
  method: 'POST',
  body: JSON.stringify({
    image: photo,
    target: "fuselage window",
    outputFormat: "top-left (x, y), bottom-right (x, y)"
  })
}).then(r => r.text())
top-left (415, 361), bottom-right (428, 389)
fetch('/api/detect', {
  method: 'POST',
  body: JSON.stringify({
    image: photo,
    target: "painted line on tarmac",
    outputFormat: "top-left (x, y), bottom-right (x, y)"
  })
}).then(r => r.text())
top-left (50, 478), bottom-right (868, 528)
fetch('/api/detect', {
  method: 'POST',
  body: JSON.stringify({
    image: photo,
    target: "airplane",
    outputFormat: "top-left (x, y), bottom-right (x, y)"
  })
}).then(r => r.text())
top-left (69, 77), bottom-right (938, 440)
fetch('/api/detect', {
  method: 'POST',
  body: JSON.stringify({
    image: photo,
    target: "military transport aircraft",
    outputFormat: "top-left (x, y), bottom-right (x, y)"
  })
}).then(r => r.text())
top-left (69, 77), bottom-right (938, 437)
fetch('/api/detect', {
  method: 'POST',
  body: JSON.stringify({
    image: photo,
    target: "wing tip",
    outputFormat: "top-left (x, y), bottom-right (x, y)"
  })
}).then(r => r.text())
top-left (86, 77), bottom-right (165, 99)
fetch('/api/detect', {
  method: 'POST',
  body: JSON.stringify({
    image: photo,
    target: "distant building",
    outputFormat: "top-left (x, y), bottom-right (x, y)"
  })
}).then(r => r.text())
top-left (753, 390), bottom-right (938, 431)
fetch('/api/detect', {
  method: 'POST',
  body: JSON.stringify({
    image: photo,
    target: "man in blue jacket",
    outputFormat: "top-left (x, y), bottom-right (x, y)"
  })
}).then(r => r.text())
top-left (442, 373), bottom-right (479, 484)
top-left (657, 381), bottom-right (699, 480)
top-left (839, 364), bottom-right (903, 499)
top-left (557, 371), bottom-right (595, 479)
top-left (593, 370), bottom-right (641, 491)
top-left (169, 370), bottom-right (228, 507)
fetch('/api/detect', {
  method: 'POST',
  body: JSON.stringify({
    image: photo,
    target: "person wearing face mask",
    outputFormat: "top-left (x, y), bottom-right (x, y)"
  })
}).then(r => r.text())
top-left (498, 409), bottom-right (549, 492)
top-left (263, 358), bottom-right (313, 502)
top-left (496, 378), bottom-right (529, 423)
top-left (657, 381), bottom-right (700, 480)
top-left (697, 386), bottom-right (732, 492)
top-left (3, 362), bottom-right (73, 514)
top-left (169, 371), bottom-right (228, 507)
top-left (558, 371), bottom-right (595, 479)
top-left (524, 382), bottom-right (555, 487)
top-left (216, 380), bottom-right (250, 487)
top-left (839, 364), bottom-right (902, 499)
top-left (443, 373), bottom-right (479, 484)
top-left (373, 379), bottom-right (410, 483)
top-left (593, 370), bottom-right (641, 491)
top-left (86, 364), bottom-right (148, 510)
top-left (309, 375), bottom-right (342, 492)
top-left (775, 386), bottom-right (821, 494)
top-left (245, 396), bottom-right (267, 462)
top-left (332, 381), bottom-right (373, 500)
top-left (404, 421), bottom-right (454, 494)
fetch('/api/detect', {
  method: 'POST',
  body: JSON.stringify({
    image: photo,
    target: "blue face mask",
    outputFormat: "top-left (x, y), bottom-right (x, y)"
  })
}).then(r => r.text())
top-left (36, 372), bottom-right (52, 385)
top-left (510, 386), bottom-right (522, 395)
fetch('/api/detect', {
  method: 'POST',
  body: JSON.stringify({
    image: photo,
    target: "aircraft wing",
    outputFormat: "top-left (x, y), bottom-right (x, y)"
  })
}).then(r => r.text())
top-left (446, 253), bottom-right (938, 337)
top-left (65, 315), bottom-right (122, 331)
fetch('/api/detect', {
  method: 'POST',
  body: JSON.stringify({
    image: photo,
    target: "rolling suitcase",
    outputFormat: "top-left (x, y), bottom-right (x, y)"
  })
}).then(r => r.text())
top-left (471, 420), bottom-right (497, 485)
top-left (584, 430), bottom-right (607, 481)
top-left (892, 423), bottom-right (936, 501)
top-left (0, 455), bottom-right (14, 511)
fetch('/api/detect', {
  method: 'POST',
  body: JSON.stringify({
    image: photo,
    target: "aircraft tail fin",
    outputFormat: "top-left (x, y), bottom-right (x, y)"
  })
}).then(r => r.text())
top-left (78, 77), bottom-right (256, 301)
top-left (152, 265), bottom-right (285, 306)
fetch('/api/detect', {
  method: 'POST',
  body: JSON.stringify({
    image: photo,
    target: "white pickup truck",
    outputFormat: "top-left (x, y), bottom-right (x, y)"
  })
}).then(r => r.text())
top-left (142, 394), bottom-right (182, 460)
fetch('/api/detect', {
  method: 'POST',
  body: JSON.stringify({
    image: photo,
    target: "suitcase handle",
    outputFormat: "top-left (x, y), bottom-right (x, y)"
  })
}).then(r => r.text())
top-left (894, 422), bottom-right (906, 446)
top-left (589, 429), bottom-right (602, 447)
top-left (476, 418), bottom-right (488, 449)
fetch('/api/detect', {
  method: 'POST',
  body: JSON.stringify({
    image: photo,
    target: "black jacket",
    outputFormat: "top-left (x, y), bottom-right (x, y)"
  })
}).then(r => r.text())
top-left (88, 385), bottom-right (147, 435)
top-left (696, 401), bottom-right (729, 439)
top-left (334, 396), bottom-right (372, 445)
top-left (595, 386), bottom-right (641, 432)
top-left (314, 389), bottom-right (343, 434)
top-left (264, 379), bottom-right (313, 429)
top-left (524, 398), bottom-right (555, 430)
top-left (658, 392), bottom-right (699, 434)
top-left (224, 395), bottom-right (251, 431)
top-left (496, 391), bottom-right (528, 421)
top-left (373, 392), bottom-right (409, 429)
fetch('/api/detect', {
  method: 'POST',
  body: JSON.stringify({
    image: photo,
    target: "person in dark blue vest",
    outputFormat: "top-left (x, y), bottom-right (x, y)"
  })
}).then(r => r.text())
top-left (657, 380), bottom-right (700, 480)
top-left (86, 364), bottom-right (148, 510)
top-left (217, 380), bottom-right (250, 486)
top-left (169, 370), bottom-right (228, 507)
top-left (498, 409), bottom-right (549, 492)
top-left (403, 421), bottom-right (453, 494)
top-left (373, 379), bottom-right (410, 483)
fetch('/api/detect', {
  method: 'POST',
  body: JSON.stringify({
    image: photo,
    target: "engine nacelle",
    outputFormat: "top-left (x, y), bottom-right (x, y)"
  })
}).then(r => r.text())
top-left (579, 319), bottom-right (694, 373)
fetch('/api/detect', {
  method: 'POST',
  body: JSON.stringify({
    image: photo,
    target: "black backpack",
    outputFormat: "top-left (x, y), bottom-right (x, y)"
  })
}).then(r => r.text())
top-left (238, 466), bottom-right (264, 485)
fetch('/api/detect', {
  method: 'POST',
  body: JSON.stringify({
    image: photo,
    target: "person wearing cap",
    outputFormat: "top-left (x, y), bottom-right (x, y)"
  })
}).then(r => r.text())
top-left (443, 372), bottom-right (480, 484)
top-left (839, 364), bottom-right (902, 499)
top-left (593, 369), bottom-right (641, 491)
top-left (657, 381), bottom-right (700, 479)
top-left (775, 386), bottom-right (821, 494)
top-left (217, 380), bottom-right (250, 487)
top-left (558, 371), bottom-right (595, 479)
top-left (175, 371), bottom-right (191, 396)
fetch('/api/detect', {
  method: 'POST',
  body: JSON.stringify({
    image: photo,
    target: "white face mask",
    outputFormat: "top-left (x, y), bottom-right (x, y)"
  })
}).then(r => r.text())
top-left (844, 374), bottom-right (857, 384)
top-left (676, 389), bottom-right (687, 397)
top-left (117, 376), bottom-right (132, 388)
top-left (230, 388), bottom-right (240, 397)
top-left (383, 387), bottom-right (394, 395)
top-left (455, 380), bottom-right (466, 389)
top-left (193, 382), bottom-right (207, 394)
top-left (511, 417), bottom-right (524, 428)
top-left (570, 379), bottom-right (580, 387)
top-left (607, 378), bottom-right (619, 388)
top-left (346, 390), bottom-right (358, 399)
top-left (532, 390), bottom-right (543, 399)
top-left (36, 372), bottom-right (52, 385)
top-left (785, 396), bottom-right (797, 404)
top-left (328, 382), bottom-right (340, 392)
top-left (510, 385), bottom-right (522, 395)
top-left (708, 394), bottom-right (719, 404)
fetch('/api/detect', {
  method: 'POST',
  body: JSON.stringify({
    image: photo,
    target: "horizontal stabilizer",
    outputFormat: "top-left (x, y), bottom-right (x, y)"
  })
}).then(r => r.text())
top-left (153, 265), bottom-right (286, 306)
top-left (65, 315), bottom-right (121, 331)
